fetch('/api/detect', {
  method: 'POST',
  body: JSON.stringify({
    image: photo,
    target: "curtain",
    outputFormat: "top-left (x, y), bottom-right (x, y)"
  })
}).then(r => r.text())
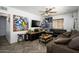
top-left (53, 18), bottom-right (64, 29)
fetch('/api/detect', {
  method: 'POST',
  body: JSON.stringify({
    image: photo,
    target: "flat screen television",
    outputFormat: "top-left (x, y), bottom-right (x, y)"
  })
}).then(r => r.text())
top-left (31, 20), bottom-right (40, 27)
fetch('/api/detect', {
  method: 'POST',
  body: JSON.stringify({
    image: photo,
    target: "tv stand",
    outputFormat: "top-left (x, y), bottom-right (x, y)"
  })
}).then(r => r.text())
top-left (24, 31), bottom-right (46, 41)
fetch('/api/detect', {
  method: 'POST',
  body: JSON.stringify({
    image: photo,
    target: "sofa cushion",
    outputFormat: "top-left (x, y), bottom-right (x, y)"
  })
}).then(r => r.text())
top-left (56, 32), bottom-right (71, 39)
top-left (71, 30), bottom-right (78, 35)
top-left (68, 36), bottom-right (79, 49)
top-left (54, 38), bottom-right (71, 44)
top-left (63, 32), bottom-right (71, 37)
top-left (56, 34), bottom-right (66, 39)
top-left (70, 32), bottom-right (79, 39)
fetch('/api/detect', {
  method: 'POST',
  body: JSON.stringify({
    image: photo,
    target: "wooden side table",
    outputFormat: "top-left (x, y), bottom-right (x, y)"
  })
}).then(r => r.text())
top-left (39, 34), bottom-right (53, 45)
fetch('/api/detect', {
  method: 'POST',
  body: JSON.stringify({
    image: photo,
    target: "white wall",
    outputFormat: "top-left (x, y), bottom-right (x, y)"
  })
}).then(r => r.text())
top-left (6, 15), bottom-right (11, 42)
top-left (77, 8), bottom-right (79, 31)
top-left (0, 7), bottom-right (41, 44)
top-left (9, 7), bottom-right (41, 43)
top-left (53, 11), bottom-right (78, 32)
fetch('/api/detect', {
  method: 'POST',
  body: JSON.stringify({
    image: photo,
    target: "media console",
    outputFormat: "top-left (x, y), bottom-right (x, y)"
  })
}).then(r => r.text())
top-left (24, 31), bottom-right (46, 41)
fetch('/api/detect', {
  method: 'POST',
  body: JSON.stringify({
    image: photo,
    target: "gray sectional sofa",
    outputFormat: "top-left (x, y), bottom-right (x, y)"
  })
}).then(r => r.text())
top-left (47, 30), bottom-right (79, 53)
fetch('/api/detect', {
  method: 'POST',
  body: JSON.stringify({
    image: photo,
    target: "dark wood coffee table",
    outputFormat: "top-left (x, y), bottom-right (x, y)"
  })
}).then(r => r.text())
top-left (39, 34), bottom-right (53, 45)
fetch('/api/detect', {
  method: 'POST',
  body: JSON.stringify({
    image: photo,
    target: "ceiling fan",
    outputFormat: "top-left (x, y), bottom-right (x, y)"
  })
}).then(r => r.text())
top-left (40, 7), bottom-right (56, 16)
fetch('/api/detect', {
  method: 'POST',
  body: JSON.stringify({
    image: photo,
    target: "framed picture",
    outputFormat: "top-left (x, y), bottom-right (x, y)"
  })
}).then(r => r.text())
top-left (13, 15), bottom-right (29, 31)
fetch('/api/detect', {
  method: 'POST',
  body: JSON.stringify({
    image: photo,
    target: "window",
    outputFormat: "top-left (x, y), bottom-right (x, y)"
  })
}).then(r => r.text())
top-left (53, 18), bottom-right (64, 29)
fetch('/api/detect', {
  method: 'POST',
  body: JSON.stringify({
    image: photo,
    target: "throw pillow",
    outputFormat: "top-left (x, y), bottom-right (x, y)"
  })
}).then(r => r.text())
top-left (54, 38), bottom-right (71, 44)
top-left (63, 32), bottom-right (71, 37)
top-left (68, 36), bottom-right (79, 49)
top-left (70, 32), bottom-right (79, 39)
top-left (56, 34), bottom-right (67, 39)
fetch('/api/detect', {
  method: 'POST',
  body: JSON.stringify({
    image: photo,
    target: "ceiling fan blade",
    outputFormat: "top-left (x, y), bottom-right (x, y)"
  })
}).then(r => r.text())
top-left (49, 12), bottom-right (56, 13)
top-left (47, 7), bottom-right (55, 12)
top-left (40, 7), bottom-right (56, 16)
top-left (47, 8), bottom-right (52, 12)
top-left (40, 12), bottom-right (46, 15)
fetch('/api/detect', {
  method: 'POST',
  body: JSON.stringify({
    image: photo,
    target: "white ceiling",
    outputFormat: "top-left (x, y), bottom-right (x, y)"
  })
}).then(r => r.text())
top-left (11, 6), bottom-right (79, 16)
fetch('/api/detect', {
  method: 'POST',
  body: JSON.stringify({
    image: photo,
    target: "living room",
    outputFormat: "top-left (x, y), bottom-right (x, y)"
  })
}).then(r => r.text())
top-left (0, 6), bottom-right (79, 53)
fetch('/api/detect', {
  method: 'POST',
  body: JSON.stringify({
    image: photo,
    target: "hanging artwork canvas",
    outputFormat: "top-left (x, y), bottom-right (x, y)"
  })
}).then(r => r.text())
top-left (13, 15), bottom-right (29, 31)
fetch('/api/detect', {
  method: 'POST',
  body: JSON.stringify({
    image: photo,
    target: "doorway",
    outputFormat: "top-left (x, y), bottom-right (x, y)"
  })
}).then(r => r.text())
top-left (0, 16), bottom-right (7, 36)
top-left (0, 13), bottom-right (10, 44)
